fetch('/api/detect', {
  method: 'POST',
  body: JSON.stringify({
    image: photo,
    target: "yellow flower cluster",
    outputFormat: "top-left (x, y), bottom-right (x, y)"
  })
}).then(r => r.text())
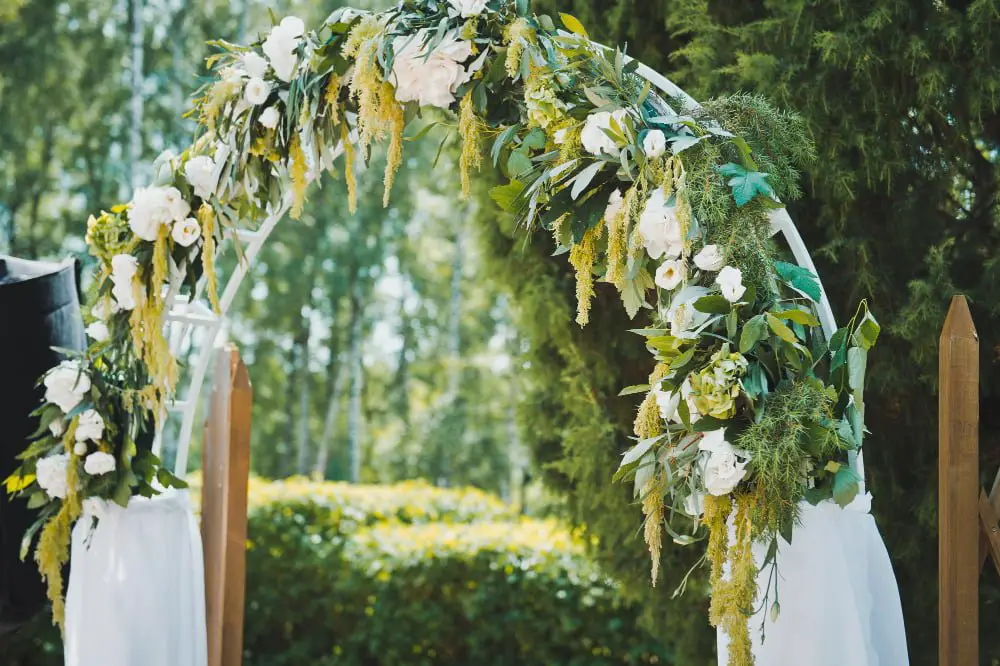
top-left (569, 223), bottom-right (602, 326)
top-left (706, 493), bottom-right (757, 666)
top-left (689, 346), bottom-right (748, 419)
top-left (503, 18), bottom-right (535, 78)
top-left (458, 91), bottom-right (484, 199)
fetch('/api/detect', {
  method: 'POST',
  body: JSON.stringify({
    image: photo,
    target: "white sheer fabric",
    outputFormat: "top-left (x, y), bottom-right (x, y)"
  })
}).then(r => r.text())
top-left (64, 489), bottom-right (207, 666)
top-left (717, 486), bottom-right (909, 665)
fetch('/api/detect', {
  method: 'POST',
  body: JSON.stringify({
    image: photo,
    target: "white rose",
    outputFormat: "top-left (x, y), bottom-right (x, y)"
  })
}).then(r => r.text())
top-left (680, 378), bottom-right (701, 423)
top-left (36, 453), bottom-right (70, 499)
top-left (580, 109), bottom-right (629, 156)
top-left (262, 16), bottom-right (305, 82)
top-left (242, 51), bottom-right (269, 78)
top-left (655, 258), bottom-right (687, 291)
top-left (654, 389), bottom-right (680, 422)
top-left (43, 361), bottom-right (90, 413)
top-left (184, 155), bottom-right (219, 200)
top-left (553, 127), bottom-right (568, 145)
top-left (642, 129), bottom-right (667, 158)
top-left (112, 282), bottom-right (137, 311)
top-left (245, 77), bottom-right (272, 105)
top-left (447, 0), bottom-right (488, 17)
top-left (684, 491), bottom-right (705, 517)
top-left (73, 441), bottom-right (88, 456)
top-left (637, 188), bottom-right (684, 259)
top-left (716, 266), bottom-right (747, 303)
top-left (666, 286), bottom-right (711, 339)
top-left (110, 254), bottom-right (138, 284)
top-left (83, 451), bottom-right (116, 476)
top-left (694, 244), bottom-right (725, 272)
top-left (129, 186), bottom-right (189, 241)
top-left (699, 429), bottom-right (749, 496)
top-left (390, 30), bottom-right (474, 109)
top-left (172, 217), bottom-right (202, 247)
top-left (49, 419), bottom-right (65, 438)
top-left (259, 106), bottom-right (280, 129)
top-left (75, 409), bottom-right (105, 443)
top-left (604, 189), bottom-right (624, 224)
top-left (85, 321), bottom-right (109, 342)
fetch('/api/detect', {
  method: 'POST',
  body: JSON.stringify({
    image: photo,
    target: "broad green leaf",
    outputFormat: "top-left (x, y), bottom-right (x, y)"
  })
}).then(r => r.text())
top-left (765, 313), bottom-right (798, 343)
top-left (489, 180), bottom-right (525, 212)
top-left (829, 327), bottom-right (849, 372)
top-left (618, 384), bottom-right (651, 396)
top-left (619, 435), bottom-right (664, 468)
top-left (774, 261), bottom-right (822, 302)
top-left (739, 315), bottom-right (768, 354)
top-left (774, 308), bottom-right (820, 327)
top-left (629, 328), bottom-right (668, 337)
top-left (559, 12), bottom-right (588, 37)
top-left (522, 127), bottom-right (547, 150)
top-left (848, 346), bottom-right (867, 393)
top-left (26, 491), bottom-right (48, 509)
top-left (506, 151), bottom-right (532, 177)
top-left (668, 135), bottom-right (705, 153)
top-left (856, 311), bottom-right (881, 350)
top-left (832, 466), bottom-right (861, 507)
top-left (693, 295), bottom-right (731, 315)
top-left (570, 161), bottom-right (603, 200)
top-left (716, 162), bottom-right (775, 207)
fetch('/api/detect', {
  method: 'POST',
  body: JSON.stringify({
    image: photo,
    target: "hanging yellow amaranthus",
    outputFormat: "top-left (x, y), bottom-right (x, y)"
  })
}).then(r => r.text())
top-left (503, 18), bottom-right (534, 78)
top-left (289, 134), bottom-right (309, 219)
top-left (324, 74), bottom-right (342, 126)
top-left (35, 419), bottom-right (83, 632)
top-left (198, 203), bottom-right (220, 313)
top-left (458, 91), bottom-right (484, 199)
top-left (569, 223), bottom-right (602, 327)
top-left (341, 121), bottom-right (358, 214)
top-left (633, 361), bottom-right (670, 584)
top-left (706, 492), bottom-right (757, 666)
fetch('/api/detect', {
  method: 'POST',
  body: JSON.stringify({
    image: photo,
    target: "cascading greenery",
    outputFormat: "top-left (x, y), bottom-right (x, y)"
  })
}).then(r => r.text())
top-left (5, 1), bottom-right (878, 661)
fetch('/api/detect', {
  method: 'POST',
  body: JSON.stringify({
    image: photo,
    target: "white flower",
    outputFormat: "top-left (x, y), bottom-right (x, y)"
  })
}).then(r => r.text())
top-left (655, 258), bottom-right (687, 291)
top-left (245, 76), bottom-right (272, 105)
top-left (694, 244), bottom-right (725, 272)
top-left (83, 451), bottom-right (116, 476)
top-left (654, 389), bottom-right (680, 422)
top-left (259, 106), bottom-right (280, 129)
top-left (684, 491), bottom-right (705, 517)
top-left (680, 378), bottom-right (701, 423)
top-left (75, 409), bottom-right (105, 443)
top-left (390, 30), bottom-right (474, 109)
top-left (242, 51), bottom-right (269, 78)
top-left (43, 360), bottom-right (90, 413)
top-left (220, 66), bottom-right (243, 84)
top-left (716, 266), bottom-right (747, 303)
top-left (553, 127), bottom-right (569, 145)
top-left (73, 441), bottom-right (88, 456)
top-left (111, 282), bottom-right (137, 311)
top-left (262, 16), bottom-right (305, 82)
top-left (666, 286), bottom-right (712, 338)
top-left (36, 453), bottom-right (70, 499)
top-left (699, 429), bottom-right (749, 496)
top-left (670, 302), bottom-right (693, 336)
top-left (49, 419), bottom-right (65, 438)
top-left (637, 188), bottom-right (684, 259)
top-left (642, 129), bottom-right (667, 158)
top-left (109, 254), bottom-right (139, 311)
top-left (129, 186), bottom-right (189, 241)
top-left (85, 321), bottom-right (109, 342)
top-left (604, 189), bottom-right (624, 224)
top-left (447, 0), bottom-right (488, 17)
top-left (172, 217), bottom-right (202, 247)
top-left (184, 155), bottom-right (219, 200)
top-left (580, 109), bottom-right (629, 156)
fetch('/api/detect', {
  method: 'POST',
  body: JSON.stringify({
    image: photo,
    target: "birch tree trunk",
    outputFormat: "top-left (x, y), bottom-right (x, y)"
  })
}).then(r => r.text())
top-left (345, 276), bottom-right (364, 483)
top-left (128, 0), bottom-right (144, 193)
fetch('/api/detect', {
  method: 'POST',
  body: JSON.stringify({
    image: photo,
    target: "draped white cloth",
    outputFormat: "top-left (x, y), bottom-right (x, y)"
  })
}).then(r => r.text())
top-left (64, 489), bottom-right (207, 666)
top-left (717, 490), bottom-right (909, 665)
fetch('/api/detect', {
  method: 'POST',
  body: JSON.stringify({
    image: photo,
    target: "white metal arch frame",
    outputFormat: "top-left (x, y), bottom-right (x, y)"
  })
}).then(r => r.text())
top-left (157, 40), bottom-right (862, 494)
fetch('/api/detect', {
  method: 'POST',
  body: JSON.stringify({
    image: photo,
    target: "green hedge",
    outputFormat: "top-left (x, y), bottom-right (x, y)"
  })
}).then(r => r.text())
top-left (2, 479), bottom-right (673, 666)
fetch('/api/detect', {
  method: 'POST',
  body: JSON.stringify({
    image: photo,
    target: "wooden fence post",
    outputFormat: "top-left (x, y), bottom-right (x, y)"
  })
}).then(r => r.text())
top-left (939, 295), bottom-right (979, 666)
top-left (201, 344), bottom-right (252, 666)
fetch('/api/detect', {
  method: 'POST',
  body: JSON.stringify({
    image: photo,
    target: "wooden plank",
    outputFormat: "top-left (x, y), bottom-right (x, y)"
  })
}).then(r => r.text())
top-left (939, 295), bottom-right (979, 666)
top-left (978, 490), bottom-right (1000, 577)
top-left (202, 344), bottom-right (253, 666)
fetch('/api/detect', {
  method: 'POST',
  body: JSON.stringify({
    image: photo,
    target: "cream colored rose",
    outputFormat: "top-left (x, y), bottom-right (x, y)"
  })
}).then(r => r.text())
top-left (655, 258), bottom-right (687, 291)
top-left (172, 217), bottom-right (202, 247)
top-left (694, 244), bottom-right (725, 272)
top-left (390, 30), bottom-right (474, 109)
top-left (637, 188), bottom-right (683, 259)
top-left (642, 129), bottom-right (667, 158)
top-left (716, 265), bottom-right (746, 302)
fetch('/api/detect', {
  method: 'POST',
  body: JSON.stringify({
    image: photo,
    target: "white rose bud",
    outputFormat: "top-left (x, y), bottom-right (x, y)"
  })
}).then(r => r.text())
top-left (49, 419), bottom-right (65, 438)
top-left (258, 106), bottom-right (280, 129)
top-left (694, 244), bottom-right (725, 272)
top-left (35, 453), bottom-right (70, 499)
top-left (86, 321), bottom-right (110, 342)
top-left (184, 155), bottom-right (219, 201)
top-left (642, 129), bottom-right (667, 158)
top-left (83, 451), bottom-right (117, 476)
top-left (637, 189), bottom-right (684, 260)
top-left (245, 77), bottom-right (272, 105)
top-left (75, 409), bottom-right (105, 443)
top-left (242, 51), bottom-right (269, 79)
top-left (580, 109), bottom-right (629, 157)
top-left (43, 360), bottom-right (91, 413)
top-left (716, 266), bottom-right (747, 303)
top-left (654, 389), bottom-right (681, 423)
top-left (73, 441), bottom-right (89, 456)
top-left (172, 217), bottom-right (202, 247)
top-left (604, 189), bottom-right (624, 225)
top-left (655, 259), bottom-right (687, 291)
top-left (262, 17), bottom-right (305, 82)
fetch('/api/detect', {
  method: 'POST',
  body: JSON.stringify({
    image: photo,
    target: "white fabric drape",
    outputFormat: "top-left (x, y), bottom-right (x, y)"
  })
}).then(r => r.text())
top-left (64, 489), bottom-right (207, 666)
top-left (717, 492), bottom-right (909, 665)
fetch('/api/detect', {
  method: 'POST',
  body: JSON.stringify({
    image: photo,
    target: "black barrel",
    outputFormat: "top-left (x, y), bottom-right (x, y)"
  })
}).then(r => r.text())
top-left (0, 255), bottom-right (86, 631)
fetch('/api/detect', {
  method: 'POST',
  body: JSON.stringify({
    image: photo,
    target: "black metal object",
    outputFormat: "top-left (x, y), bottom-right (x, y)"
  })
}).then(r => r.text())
top-left (0, 255), bottom-right (86, 631)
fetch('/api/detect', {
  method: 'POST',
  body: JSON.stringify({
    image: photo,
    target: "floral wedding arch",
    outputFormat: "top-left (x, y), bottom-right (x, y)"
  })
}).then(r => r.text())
top-left (6, 1), bottom-right (880, 663)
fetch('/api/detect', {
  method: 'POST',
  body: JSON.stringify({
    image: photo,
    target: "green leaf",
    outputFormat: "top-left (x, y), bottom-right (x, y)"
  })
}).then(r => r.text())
top-left (848, 346), bottom-right (867, 393)
top-left (629, 328), bottom-right (668, 337)
top-left (739, 315), bottom-right (768, 354)
top-left (489, 180), bottom-right (525, 212)
top-left (618, 384), bottom-right (651, 396)
top-left (490, 124), bottom-right (521, 166)
top-left (559, 12), bottom-right (588, 37)
top-left (570, 161), bottom-right (603, 200)
top-left (26, 491), bottom-right (48, 510)
top-left (693, 295), bottom-right (731, 315)
top-left (506, 151), bottom-right (532, 178)
top-left (619, 435), bottom-right (664, 468)
top-left (832, 466), bottom-right (861, 508)
top-left (765, 313), bottom-right (798, 343)
top-left (829, 328), bottom-right (849, 372)
top-left (716, 162), bottom-right (775, 207)
top-left (856, 311), bottom-right (881, 350)
top-left (774, 308), bottom-right (820, 327)
top-left (522, 127), bottom-right (547, 150)
top-left (515, 0), bottom-right (529, 16)
top-left (668, 135), bottom-right (705, 153)
top-left (774, 261), bottom-right (822, 302)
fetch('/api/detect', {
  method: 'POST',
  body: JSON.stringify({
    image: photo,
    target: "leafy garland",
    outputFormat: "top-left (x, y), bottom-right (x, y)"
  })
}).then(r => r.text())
top-left (5, 1), bottom-right (879, 662)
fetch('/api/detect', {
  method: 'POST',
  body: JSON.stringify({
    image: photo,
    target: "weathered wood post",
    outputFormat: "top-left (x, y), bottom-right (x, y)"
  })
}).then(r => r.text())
top-left (939, 295), bottom-right (979, 666)
top-left (201, 344), bottom-right (252, 666)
